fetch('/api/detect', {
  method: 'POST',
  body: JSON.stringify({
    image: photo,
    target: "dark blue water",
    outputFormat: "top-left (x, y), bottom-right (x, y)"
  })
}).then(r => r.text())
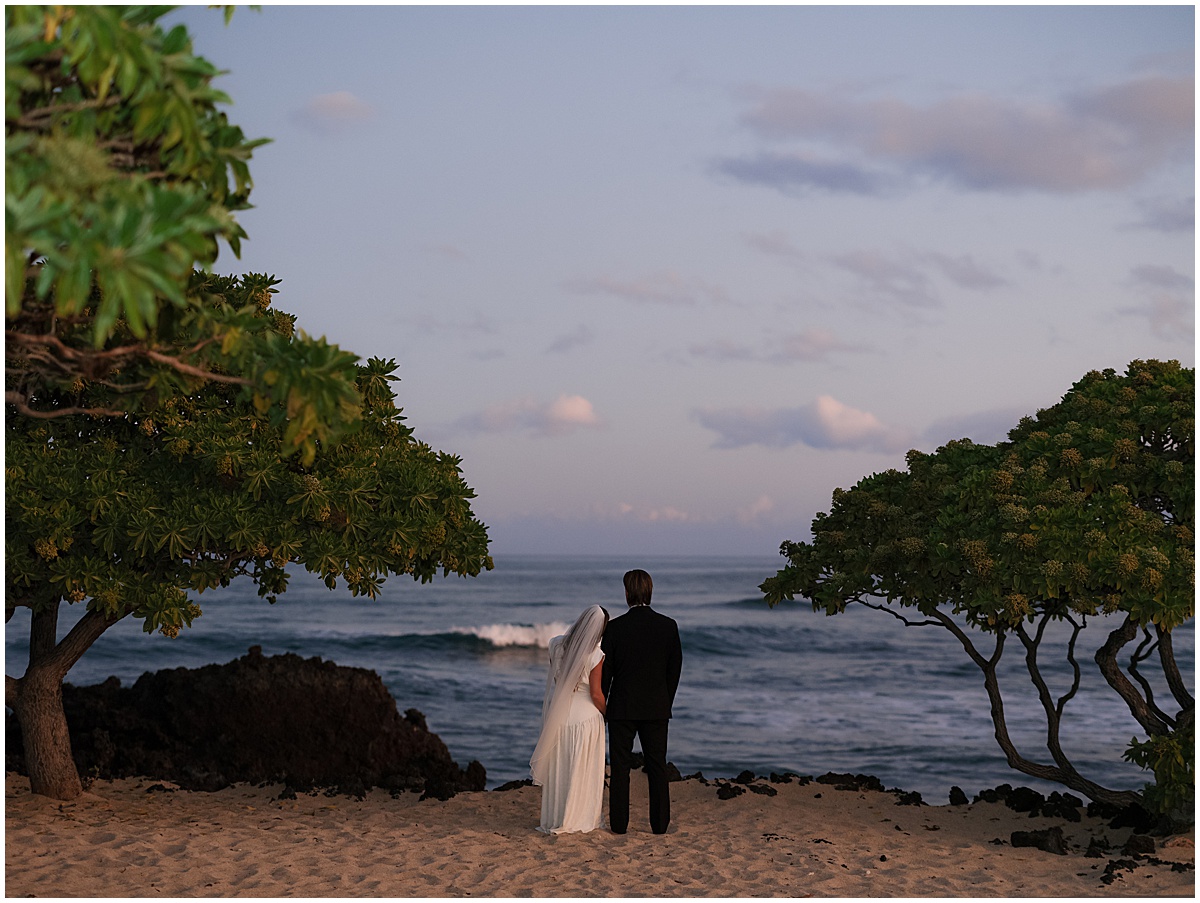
top-left (6, 555), bottom-right (1192, 802)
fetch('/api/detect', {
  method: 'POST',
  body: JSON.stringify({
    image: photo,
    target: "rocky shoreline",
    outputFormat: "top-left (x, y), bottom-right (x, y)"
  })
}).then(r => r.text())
top-left (5, 647), bottom-right (1192, 896)
top-left (8, 647), bottom-right (1176, 837)
top-left (5, 647), bottom-right (484, 800)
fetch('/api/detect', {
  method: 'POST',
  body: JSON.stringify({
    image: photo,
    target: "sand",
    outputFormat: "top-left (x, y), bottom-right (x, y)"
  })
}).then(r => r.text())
top-left (5, 771), bottom-right (1193, 898)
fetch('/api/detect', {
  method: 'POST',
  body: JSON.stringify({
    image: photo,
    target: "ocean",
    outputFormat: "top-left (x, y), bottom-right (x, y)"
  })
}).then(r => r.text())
top-left (6, 554), bottom-right (1193, 803)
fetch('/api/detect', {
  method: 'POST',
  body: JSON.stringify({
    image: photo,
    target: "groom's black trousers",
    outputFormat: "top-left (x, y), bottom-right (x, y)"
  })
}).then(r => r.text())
top-left (608, 719), bottom-right (670, 834)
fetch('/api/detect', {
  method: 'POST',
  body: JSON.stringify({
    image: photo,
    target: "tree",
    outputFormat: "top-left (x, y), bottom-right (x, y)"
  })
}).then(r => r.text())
top-left (762, 360), bottom-right (1193, 817)
top-left (6, 6), bottom-right (360, 459)
top-left (6, 276), bottom-right (494, 800)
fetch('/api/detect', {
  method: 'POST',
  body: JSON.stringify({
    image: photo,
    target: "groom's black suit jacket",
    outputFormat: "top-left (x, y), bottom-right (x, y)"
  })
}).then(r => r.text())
top-left (601, 605), bottom-right (682, 721)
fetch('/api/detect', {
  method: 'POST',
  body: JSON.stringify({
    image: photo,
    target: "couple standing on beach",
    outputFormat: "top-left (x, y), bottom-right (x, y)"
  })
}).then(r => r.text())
top-left (530, 569), bottom-right (683, 835)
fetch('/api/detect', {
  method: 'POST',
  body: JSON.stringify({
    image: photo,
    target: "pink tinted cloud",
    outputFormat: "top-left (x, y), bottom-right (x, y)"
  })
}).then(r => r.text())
top-left (737, 494), bottom-right (775, 525)
top-left (458, 393), bottom-right (602, 437)
top-left (1118, 264), bottom-right (1195, 340)
top-left (689, 327), bottom-right (872, 364)
top-left (725, 75), bottom-right (1193, 194)
top-left (291, 91), bottom-right (374, 135)
top-left (695, 394), bottom-right (911, 453)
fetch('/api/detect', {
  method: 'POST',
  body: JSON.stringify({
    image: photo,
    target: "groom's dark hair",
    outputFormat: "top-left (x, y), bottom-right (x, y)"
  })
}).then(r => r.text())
top-left (623, 569), bottom-right (653, 607)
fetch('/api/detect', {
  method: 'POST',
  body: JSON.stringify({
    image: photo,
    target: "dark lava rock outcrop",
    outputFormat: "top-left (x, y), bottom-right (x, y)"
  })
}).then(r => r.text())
top-left (1011, 826), bottom-right (1068, 855)
top-left (816, 772), bottom-right (886, 793)
top-left (6, 647), bottom-right (484, 798)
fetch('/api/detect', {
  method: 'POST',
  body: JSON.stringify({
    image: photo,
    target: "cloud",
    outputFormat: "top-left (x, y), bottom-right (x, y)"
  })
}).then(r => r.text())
top-left (610, 502), bottom-right (696, 523)
top-left (1129, 263), bottom-right (1193, 291)
top-left (922, 405), bottom-right (1031, 449)
top-left (643, 506), bottom-right (691, 523)
top-left (746, 232), bottom-right (1007, 307)
top-left (716, 152), bottom-right (888, 196)
top-left (724, 76), bottom-right (1193, 194)
top-left (1126, 196), bottom-right (1195, 233)
top-left (922, 252), bottom-right (1008, 291)
top-left (689, 327), bottom-right (872, 364)
top-left (564, 271), bottom-right (730, 306)
top-left (831, 249), bottom-right (939, 309)
top-left (546, 325), bottom-right (594, 354)
top-left (823, 248), bottom-right (1008, 311)
top-left (744, 230), bottom-right (805, 261)
top-left (456, 393), bottom-right (602, 437)
top-left (291, 91), bottom-right (374, 135)
top-left (1118, 264), bottom-right (1195, 340)
top-left (737, 494), bottom-right (775, 525)
top-left (695, 395), bottom-right (911, 453)
top-left (1119, 296), bottom-right (1194, 340)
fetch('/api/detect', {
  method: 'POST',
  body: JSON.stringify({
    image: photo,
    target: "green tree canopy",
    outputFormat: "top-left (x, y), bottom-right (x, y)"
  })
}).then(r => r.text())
top-left (6, 276), bottom-right (493, 800)
top-left (762, 360), bottom-right (1193, 818)
top-left (6, 5), bottom-right (360, 459)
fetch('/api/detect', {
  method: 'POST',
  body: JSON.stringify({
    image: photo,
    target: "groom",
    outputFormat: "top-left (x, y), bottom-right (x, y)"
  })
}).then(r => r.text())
top-left (601, 568), bottom-right (683, 834)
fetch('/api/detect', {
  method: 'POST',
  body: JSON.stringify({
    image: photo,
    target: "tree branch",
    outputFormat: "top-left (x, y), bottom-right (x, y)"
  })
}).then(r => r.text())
top-left (6, 392), bottom-right (126, 418)
top-left (7, 328), bottom-right (252, 417)
top-left (1058, 613), bottom-right (1084, 718)
top-left (853, 597), bottom-right (942, 628)
top-left (1015, 615), bottom-right (1085, 780)
top-left (1095, 615), bottom-right (1171, 737)
top-left (931, 609), bottom-right (1143, 807)
top-left (17, 95), bottom-right (122, 128)
top-left (1157, 625), bottom-right (1194, 713)
top-left (38, 608), bottom-right (125, 680)
top-left (1128, 627), bottom-right (1174, 729)
top-left (142, 349), bottom-right (250, 385)
top-left (29, 602), bottom-right (59, 664)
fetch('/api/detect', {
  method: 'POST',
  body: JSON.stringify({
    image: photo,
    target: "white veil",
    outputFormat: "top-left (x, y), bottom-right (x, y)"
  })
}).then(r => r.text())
top-left (529, 604), bottom-right (607, 785)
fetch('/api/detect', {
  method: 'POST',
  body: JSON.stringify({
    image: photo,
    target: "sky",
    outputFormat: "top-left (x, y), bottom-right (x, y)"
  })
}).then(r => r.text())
top-left (170, 3), bottom-right (1195, 558)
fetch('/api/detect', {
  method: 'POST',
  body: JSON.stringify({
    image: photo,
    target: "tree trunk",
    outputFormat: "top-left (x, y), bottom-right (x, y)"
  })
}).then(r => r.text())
top-left (1096, 615), bottom-right (1170, 737)
top-left (10, 603), bottom-right (123, 800)
top-left (929, 609), bottom-right (1145, 808)
top-left (12, 663), bottom-right (83, 800)
top-left (1157, 625), bottom-right (1194, 714)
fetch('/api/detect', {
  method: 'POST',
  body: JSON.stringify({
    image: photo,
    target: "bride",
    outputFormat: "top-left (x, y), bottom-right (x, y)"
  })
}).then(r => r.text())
top-left (530, 605), bottom-right (608, 834)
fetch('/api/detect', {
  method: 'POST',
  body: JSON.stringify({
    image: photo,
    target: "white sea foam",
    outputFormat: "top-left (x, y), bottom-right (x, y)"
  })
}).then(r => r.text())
top-left (450, 622), bottom-right (571, 649)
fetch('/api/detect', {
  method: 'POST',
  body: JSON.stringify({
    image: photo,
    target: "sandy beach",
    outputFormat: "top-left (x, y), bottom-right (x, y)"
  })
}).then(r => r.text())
top-left (5, 771), bottom-right (1193, 898)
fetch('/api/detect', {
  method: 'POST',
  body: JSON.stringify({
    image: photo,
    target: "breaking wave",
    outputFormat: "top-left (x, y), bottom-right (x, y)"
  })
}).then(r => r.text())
top-left (449, 622), bottom-right (571, 649)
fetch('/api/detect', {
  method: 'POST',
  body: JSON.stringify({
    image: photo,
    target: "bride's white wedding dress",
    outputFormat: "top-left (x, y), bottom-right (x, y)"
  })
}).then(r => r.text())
top-left (536, 636), bottom-right (606, 834)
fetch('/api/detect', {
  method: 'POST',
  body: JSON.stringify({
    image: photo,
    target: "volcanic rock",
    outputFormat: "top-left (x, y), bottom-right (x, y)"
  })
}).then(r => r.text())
top-left (6, 648), bottom-right (484, 798)
top-left (1088, 800), bottom-right (1158, 833)
top-left (770, 772), bottom-right (807, 784)
top-left (1041, 791), bottom-right (1084, 821)
top-left (1101, 858), bottom-right (1140, 884)
top-left (1006, 786), bottom-right (1046, 814)
top-left (1011, 826), bottom-right (1067, 855)
top-left (1123, 834), bottom-right (1157, 856)
top-left (817, 772), bottom-right (886, 793)
top-left (717, 782), bottom-right (746, 800)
